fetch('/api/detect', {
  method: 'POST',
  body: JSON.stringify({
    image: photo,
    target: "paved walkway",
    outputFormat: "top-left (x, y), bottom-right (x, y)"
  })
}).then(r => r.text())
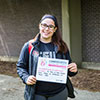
top-left (68, 89), bottom-right (100, 100)
top-left (0, 75), bottom-right (100, 100)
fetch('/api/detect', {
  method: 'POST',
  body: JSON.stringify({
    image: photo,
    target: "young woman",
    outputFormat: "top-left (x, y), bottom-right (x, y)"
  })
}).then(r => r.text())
top-left (17, 14), bottom-right (78, 100)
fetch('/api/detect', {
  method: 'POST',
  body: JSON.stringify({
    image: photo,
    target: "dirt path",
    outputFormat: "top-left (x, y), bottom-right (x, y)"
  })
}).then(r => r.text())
top-left (0, 61), bottom-right (100, 100)
top-left (0, 61), bottom-right (100, 92)
top-left (0, 74), bottom-right (100, 100)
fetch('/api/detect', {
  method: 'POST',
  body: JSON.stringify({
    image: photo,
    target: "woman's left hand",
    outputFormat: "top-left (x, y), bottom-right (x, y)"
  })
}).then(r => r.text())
top-left (68, 63), bottom-right (77, 73)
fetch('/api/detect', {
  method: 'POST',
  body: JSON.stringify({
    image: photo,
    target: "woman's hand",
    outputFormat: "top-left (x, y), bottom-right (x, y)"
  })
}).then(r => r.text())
top-left (26, 75), bottom-right (36, 85)
top-left (68, 63), bottom-right (77, 73)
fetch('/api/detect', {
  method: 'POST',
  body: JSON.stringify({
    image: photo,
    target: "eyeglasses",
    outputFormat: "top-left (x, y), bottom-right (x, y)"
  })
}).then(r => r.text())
top-left (40, 23), bottom-right (55, 29)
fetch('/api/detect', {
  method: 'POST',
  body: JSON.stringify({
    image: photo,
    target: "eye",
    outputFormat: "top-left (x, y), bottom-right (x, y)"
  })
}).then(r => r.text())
top-left (41, 23), bottom-right (47, 28)
top-left (49, 25), bottom-right (55, 29)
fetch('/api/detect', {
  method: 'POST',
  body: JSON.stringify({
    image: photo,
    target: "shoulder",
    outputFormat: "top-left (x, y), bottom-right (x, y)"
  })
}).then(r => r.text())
top-left (22, 41), bottom-right (30, 49)
top-left (28, 39), bottom-right (36, 44)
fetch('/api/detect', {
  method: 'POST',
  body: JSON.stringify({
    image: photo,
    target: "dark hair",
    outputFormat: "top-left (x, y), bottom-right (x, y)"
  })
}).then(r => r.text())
top-left (40, 14), bottom-right (68, 53)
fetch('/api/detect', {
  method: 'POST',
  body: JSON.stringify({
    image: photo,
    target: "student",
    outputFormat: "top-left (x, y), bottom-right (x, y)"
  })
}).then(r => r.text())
top-left (17, 14), bottom-right (78, 100)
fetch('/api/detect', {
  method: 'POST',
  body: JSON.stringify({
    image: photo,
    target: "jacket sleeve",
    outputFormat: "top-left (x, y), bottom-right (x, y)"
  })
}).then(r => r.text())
top-left (66, 50), bottom-right (78, 77)
top-left (16, 42), bottom-right (29, 84)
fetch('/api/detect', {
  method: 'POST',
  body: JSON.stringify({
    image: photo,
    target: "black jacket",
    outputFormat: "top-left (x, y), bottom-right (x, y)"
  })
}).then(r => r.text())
top-left (17, 34), bottom-right (77, 100)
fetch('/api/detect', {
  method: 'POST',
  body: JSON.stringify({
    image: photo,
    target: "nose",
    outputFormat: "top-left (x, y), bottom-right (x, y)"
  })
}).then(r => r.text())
top-left (45, 26), bottom-right (49, 30)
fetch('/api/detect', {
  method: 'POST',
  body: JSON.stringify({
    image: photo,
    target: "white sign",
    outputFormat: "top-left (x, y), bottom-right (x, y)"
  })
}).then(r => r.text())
top-left (36, 57), bottom-right (69, 84)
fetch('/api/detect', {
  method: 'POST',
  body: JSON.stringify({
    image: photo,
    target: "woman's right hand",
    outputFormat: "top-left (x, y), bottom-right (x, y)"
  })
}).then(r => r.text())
top-left (26, 75), bottom-right (36, 85)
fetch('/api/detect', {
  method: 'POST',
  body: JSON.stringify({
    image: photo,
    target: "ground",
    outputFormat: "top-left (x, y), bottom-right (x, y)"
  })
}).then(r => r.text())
top-left (0, 61), bottom-right (100, 92)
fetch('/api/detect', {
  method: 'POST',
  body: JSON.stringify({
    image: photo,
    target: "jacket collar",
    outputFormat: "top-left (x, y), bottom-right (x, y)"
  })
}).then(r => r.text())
top-left (29, 33), bottom-right (59, 53)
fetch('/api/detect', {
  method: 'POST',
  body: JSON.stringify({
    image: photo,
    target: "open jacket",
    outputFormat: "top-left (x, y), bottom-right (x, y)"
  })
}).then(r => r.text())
top-left (17, 34), bottom-right (77, 100)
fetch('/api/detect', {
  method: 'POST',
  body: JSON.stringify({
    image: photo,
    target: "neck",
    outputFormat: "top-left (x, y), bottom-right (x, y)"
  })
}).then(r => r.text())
top-left (40, 37), bottom-right (52, 43)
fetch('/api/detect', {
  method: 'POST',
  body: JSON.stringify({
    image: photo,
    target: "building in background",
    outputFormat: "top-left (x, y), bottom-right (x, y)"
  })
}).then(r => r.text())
top-left (0, 0), bottom-right (100, 70)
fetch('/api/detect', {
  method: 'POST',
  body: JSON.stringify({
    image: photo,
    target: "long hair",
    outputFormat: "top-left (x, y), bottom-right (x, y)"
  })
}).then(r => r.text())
top-left (40, 14), bottom-right (68, 53)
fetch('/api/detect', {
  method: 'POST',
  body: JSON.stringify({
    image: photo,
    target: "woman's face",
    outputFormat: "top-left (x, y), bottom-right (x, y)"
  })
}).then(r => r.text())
top-left (39, 18), bottom-right (57, 43)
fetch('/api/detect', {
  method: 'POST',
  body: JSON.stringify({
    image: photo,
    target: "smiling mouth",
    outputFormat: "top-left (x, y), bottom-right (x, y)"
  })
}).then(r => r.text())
top-left (43, 32), bottom-right (50, 35)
